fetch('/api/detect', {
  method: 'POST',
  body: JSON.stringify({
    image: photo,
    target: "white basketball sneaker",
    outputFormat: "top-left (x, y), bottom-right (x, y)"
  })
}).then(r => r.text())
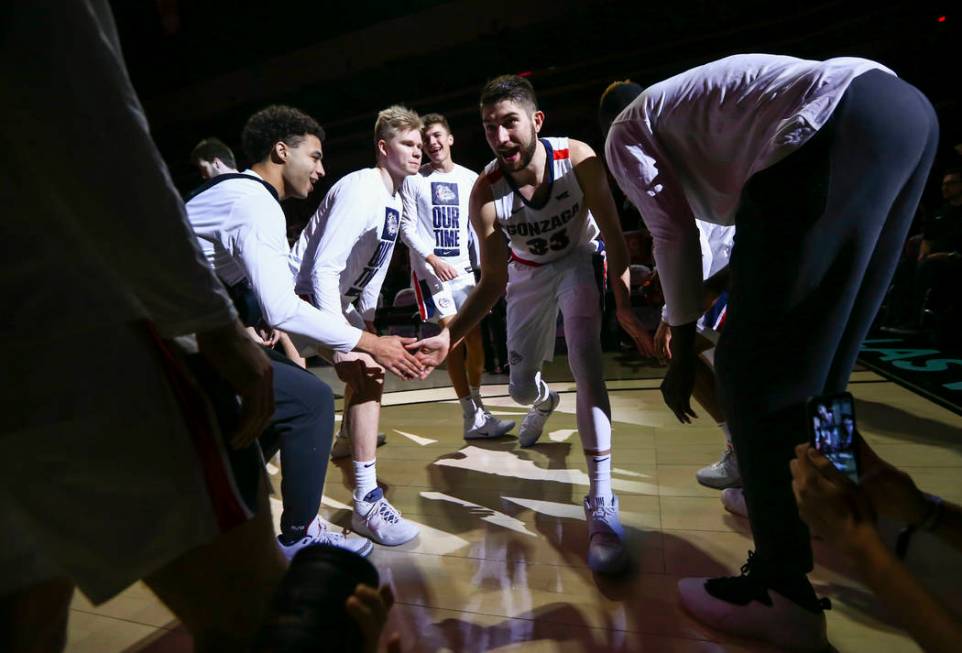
top-left (695, 447), bottom-right (741, 489)
top-left (583, 494), bottom-right (629, 575)
top-left (721, 487), bottom-right (748, 518)
top-left (330, 431), bottom-right (387, 460)
top-left (518, 391), bottom-right (560, 448)
top-left (464, 409), bottom-right (515, 440)
top-left (351, 488), bottom-right (419, 546)
top-left (277, 516), bottom-right (373, 560)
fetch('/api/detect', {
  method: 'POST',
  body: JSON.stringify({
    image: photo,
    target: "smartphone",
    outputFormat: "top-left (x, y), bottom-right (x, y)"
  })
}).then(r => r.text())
top-left (806, 391), bottom-right (859, 483)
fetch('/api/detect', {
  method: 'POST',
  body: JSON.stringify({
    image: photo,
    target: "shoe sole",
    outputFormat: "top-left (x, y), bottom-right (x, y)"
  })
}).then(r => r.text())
top-left (695, 475), bottom-right (743, 490)
top-left (464, 421), bottom-right (516, 440)
top-left (677, 578), bottom-right (829, 653)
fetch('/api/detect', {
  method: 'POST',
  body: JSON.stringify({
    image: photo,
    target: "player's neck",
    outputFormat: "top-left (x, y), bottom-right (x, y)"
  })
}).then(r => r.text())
top-left (375, 164), bottom-right (403, 196)
top-left (249, 162), bottom-right (287, 200)
top-left (431, 158), bottom-right (455, 174)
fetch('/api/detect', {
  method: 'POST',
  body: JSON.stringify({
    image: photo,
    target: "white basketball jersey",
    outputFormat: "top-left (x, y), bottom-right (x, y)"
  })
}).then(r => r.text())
top-left (483, 136), bottom-right (599, 265)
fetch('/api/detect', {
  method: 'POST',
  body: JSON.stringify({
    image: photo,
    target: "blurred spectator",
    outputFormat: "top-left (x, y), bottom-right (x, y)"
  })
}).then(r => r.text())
top-left (191, 137), bottom-right (239, 180)
top-left (1, 2), bottom-right (283, 650)
top-left (791, 439), bottom-right (962, 653)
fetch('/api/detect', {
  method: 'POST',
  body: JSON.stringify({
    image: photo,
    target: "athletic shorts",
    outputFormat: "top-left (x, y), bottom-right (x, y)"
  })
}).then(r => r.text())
top-left (412, 269), bottom-right (476, 323)
top-left (0, 322), bottom-right (257, 604)
top-left (505, 242), bottom-right (604, 368)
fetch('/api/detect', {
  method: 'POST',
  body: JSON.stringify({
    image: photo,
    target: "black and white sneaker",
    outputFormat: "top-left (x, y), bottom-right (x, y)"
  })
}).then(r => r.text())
top-left (678, 552), bottom-right (831, 653)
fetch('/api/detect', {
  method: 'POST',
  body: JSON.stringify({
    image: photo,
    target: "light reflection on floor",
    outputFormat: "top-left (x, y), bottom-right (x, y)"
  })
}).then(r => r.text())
top-left (65, 357), bottom-right (962, 652)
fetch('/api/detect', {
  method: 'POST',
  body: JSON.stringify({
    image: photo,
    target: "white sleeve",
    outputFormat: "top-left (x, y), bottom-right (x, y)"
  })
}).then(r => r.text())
top-left (606, 125), bottom-right (704, 327)
top-left (230, 195), bottom-right (362, 352)
top-left (2, 0), bottom-right (236, 337)
top-left (399, 177), bottom-right (435, 260)
top-left (356, 243), bottom-right (396, 322)
top-left (303, 181), bottom-right (371, 319)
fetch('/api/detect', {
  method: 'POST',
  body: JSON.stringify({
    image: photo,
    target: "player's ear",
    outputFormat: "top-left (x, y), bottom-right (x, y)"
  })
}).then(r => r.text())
top-left (532, 110), bottom-right (545, 134)
top-left (376, 138), bottom-right (389, 158)
top-left (271, 140), bottom-right (288, 164)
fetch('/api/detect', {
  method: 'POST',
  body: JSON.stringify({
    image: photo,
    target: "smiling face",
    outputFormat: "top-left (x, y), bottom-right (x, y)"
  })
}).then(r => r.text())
top-left (279, 134), bottom-right (325, 199)
top-left (379, 128), bottom-right (423, 179)
top-left (422, 122), bottom-right (454, 167)
top-left (481, 99), bottom-right (543, 172)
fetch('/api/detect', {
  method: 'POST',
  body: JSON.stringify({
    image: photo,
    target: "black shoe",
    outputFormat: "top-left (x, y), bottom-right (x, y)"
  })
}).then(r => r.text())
top-left (678, 552), bottom-right (831, 653)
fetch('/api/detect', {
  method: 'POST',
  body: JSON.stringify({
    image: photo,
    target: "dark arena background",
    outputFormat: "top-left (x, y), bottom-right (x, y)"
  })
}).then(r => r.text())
top-left (28, 1), bottom-right (962, 651)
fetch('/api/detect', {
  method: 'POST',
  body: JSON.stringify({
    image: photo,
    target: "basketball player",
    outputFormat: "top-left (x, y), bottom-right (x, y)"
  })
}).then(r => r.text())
top-left (603, 54), bottom-right (937, 650)
top-left (290, 106), bottom-right (425, 547)
top-left (412, 76), bottom-right (653, 574)
top-left (400, 112), bottom-right (515, 440)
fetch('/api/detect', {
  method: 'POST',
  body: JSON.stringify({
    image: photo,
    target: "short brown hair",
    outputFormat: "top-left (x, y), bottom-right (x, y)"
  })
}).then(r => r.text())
top-left (190, 137), bottom-right (236, 168)
top-left (479, 75), bottom-right (537, 113)
top-left (421, 113), bottom-right (451, 134)
top-left (374, 105), bottom-right (422, 147)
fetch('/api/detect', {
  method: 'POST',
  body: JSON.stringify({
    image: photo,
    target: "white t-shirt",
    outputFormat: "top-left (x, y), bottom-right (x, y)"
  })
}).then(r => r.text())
top-left (400, 163), bottom-right (478, 278)
top-left (291, 168), bottom-right (403, 324)
top-left (483, 136), bottom-right (599, 265)
top-left (186, 170), bottom-right (363, 352)
top-left (605, 54), bottom-right (893, 326)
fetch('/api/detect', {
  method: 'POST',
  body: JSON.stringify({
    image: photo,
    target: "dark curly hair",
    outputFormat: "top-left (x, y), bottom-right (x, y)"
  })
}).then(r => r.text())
top-left (241, 105), bottom-right (325, 164)
top-left (479, 75), bottom-right (537, 113)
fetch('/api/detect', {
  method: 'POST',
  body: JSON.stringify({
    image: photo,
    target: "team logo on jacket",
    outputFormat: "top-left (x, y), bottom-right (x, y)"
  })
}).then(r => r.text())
top-left (382, 208), bottom-right (399, 241)
top-left (432, 182), bottom-right (459, 206)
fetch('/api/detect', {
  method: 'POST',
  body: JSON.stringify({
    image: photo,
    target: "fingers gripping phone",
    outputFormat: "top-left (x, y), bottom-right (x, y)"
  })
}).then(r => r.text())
top-left (806, 392), bottom-right (860, 483)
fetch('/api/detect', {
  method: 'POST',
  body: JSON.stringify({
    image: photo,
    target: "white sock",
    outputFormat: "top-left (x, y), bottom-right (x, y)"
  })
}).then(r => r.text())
top-left (721, 422), bottom-right (732, 449)
top-left (459, 396), bottom-right (477, 419)
top-left (353, 459), bottom-right (378, 501)
top-left (469, 385), bottom-right (483, 411)
top-left (587, 452), bottom-right (612, 498)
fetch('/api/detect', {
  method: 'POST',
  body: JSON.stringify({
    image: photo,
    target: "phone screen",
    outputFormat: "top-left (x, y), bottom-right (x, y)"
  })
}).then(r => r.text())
top-left (807, 392), bottom-right (859, 483)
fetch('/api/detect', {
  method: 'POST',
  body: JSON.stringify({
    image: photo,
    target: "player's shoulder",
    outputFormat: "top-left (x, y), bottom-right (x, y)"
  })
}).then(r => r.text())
top-left (329, 167), bottom-right (381, 199)
top-left (452, 163), bottom-right (479, 182)
top-left (547, 137), bottom-right (595, 165)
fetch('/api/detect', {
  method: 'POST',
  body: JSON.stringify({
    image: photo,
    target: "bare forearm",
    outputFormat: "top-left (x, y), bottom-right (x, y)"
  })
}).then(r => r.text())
top-left (605, 239), bottom-right (633, 309)
top-left (854, 532), bottom-right (962, 653)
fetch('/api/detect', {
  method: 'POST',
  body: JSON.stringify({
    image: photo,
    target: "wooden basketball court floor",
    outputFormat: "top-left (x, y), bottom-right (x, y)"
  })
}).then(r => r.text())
top-left (64, 354), bottom-right (962, 652)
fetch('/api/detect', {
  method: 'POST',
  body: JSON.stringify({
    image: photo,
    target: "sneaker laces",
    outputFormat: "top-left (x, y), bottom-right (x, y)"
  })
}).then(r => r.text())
top-left (375, 500), bottom-right (401, 525)
top-left (705, 551), bottom-right (773, 606)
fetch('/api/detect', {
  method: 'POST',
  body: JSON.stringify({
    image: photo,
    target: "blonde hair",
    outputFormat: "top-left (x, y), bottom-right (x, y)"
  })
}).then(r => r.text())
top-left (374, 105), bottom-right (423, 147)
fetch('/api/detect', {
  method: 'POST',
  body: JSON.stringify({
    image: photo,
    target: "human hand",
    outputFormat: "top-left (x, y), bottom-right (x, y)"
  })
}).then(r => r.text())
top-left (428, 255), bottom-right (459, 281)
top-left (660, 349), bottom-right (697, 423)
top-left (345, 584), bottom-right (397, 653)
top-left (245, 326), bottom-right (269, 346)
top-left (654, 319), bottom-right (671, 364)
top-left (858, 438), bottom-right (928, 525)
top-left (372, 335), bottom-right (425, 380)
top-left (408, 329), bottom-right (451, 369)
top-left (258, 326), bottom-right (281, 347)
top-left (197, 320), bottom-right (274, 449)
top-left (616, 305), bottom-right (656, 358)
top-left (791, 443), bottom-right (879, 556)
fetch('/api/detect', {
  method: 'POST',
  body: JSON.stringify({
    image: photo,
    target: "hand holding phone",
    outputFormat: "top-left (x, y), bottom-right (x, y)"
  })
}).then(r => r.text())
top-left (806, 391), bottom-right (860, 483)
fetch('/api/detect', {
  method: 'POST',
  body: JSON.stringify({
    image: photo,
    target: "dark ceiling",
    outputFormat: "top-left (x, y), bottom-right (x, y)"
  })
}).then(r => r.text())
top-left (111, 0), bottom-right (958, 218)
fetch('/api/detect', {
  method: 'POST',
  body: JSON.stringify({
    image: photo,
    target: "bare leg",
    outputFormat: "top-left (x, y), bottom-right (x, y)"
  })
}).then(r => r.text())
top-left (464, 326), bottom-right (486, 389)
top-left (440, 315), bottom-right (470, 399)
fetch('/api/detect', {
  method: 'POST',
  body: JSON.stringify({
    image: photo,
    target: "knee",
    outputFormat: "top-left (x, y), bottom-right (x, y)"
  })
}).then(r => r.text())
top-left (509, 370), bottom-right (541, 405)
